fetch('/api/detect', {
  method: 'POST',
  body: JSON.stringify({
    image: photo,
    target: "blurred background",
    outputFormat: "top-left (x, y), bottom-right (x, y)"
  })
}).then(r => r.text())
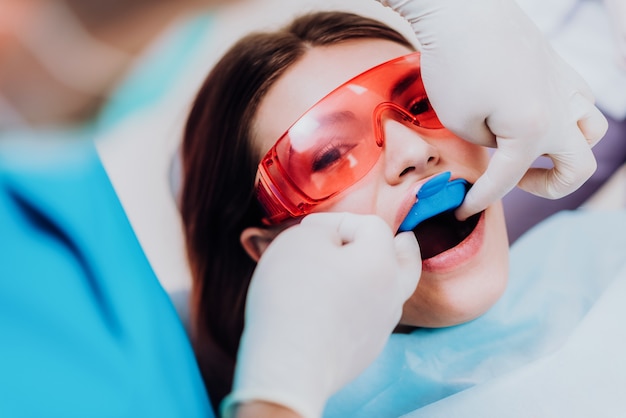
top-left (0, 0), bottom-right (412, 135)
top-left (0, 0), bottom-right (624, 304)
top-left (1, 0), bottom-right (624, 132)
top-left (0, 0), bottom-right (221, 129)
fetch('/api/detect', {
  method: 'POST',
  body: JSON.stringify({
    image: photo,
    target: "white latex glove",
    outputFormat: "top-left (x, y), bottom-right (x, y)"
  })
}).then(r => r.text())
top-left (222, 213), bottom-right (421, 418)
top-left (377, 0), bottom-right (609, 219)
top-left (605, 0), bottom-right (626, 70)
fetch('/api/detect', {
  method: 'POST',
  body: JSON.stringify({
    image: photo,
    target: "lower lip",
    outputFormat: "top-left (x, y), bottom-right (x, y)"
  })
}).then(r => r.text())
top-left (421, 211), bottom-right (486, 273)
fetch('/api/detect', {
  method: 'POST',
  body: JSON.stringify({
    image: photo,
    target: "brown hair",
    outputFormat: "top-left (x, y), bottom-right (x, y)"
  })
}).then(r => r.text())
top-left (180, 10), bottom-right (414, 412)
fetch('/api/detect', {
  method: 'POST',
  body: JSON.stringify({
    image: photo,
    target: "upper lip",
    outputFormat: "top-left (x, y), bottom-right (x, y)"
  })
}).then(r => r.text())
top-left (395, 173), bottom-right (441, 231)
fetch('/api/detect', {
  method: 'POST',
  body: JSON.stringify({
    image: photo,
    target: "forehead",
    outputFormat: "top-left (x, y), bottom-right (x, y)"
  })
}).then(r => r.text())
top-left (253, 39), bottom-right (414, 156)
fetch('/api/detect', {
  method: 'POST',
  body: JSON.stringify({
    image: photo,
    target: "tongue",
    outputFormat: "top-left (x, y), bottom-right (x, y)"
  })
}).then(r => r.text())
top-left (414, 211), bottom-right (481, 259)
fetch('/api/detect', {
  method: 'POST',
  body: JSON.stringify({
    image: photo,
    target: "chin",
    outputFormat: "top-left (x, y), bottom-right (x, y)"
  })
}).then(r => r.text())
top-left (399, 202), bottom-right (510, 328)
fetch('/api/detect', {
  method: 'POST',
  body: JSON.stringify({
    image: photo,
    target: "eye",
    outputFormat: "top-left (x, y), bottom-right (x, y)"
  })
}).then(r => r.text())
top-left (405, 97), bottom-right (443, 128)
top-left (312, 143), bottom-right (358, 172)
top-left (408, 98), bottom-right (431, 116)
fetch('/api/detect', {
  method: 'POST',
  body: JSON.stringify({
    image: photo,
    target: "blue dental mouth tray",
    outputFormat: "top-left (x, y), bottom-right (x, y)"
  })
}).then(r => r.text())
top-left (398, 172), bottom-right (470, 232)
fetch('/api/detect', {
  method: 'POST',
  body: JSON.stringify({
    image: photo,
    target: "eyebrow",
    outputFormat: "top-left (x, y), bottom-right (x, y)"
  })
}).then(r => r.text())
top-left (390, 70), bottom-right (422, 100)
top-left (315, 110), bottom-right (358, 127)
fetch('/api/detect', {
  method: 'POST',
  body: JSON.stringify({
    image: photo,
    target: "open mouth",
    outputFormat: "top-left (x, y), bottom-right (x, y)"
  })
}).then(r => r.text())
top-left (412, 210), bottom-right (482, 259)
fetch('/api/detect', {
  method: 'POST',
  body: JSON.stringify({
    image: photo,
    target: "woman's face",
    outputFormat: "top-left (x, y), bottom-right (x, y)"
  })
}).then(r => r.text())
top-left (251, 39), bottom-right (509, 328)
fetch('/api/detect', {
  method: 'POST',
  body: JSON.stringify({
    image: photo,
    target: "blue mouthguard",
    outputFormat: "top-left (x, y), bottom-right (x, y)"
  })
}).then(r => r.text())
top-left (398, 172), bottom-right (470, 232)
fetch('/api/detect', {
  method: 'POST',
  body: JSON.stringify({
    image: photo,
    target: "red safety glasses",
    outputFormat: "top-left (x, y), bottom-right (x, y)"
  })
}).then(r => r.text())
top-left (256, 51), bottom-right (446, 225)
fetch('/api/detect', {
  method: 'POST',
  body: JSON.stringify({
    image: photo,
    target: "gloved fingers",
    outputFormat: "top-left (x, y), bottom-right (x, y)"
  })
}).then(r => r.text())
top-left (299, 212), bottom-right (347, 244)
top-left (517, 142), bottom-right (597, 198)
top-left (556, 55), bottom-right (608, 146)
top-left (392, 231), bottom-right (422, 300)
top-left (375, 0), bottom-right (427, 22)
top-left (300, 211), bottom-right (345, 228)
top-left (456, 93), bottom-right (604, 218)
top-left (337, 213), bottom-right (392, 247)
top-left (570, 91), bottom-right (609, 147)
top-left (455, 143), bottom-right (535, 220)
top-left (555, 54), bottom-right (596, 102)
top-left (301, 212), bottom-right (392, 246)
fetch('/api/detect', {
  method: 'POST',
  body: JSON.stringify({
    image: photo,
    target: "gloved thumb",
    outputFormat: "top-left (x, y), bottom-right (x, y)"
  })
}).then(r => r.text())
top-left (393, 231), bottom-right (422, 300)
top-left (456, 141), bottom-right (534, 219)
top-left (570, 92), bottom-right (609, 146)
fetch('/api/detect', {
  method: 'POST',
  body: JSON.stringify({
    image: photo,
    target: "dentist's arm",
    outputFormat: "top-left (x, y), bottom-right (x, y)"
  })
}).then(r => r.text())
top-left (377, 0), bottom-right (609, 219)
top-left (224, 213), bottom-right (421, 418)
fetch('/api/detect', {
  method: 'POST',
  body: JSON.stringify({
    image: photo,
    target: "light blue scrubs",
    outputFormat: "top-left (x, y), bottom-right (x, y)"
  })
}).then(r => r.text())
top-left (0, 140), bottom-right (213, 418)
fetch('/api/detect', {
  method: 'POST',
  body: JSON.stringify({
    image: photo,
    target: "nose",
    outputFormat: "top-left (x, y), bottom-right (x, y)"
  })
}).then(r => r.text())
top-left (381, 117), bottom-right (440, 185)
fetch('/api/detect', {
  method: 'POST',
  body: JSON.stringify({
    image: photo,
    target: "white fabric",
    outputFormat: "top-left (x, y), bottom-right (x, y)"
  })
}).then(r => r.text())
top-left (516, 0), bottom-right (626, 120)
top-left (404, 261), bottom-right (626, 418)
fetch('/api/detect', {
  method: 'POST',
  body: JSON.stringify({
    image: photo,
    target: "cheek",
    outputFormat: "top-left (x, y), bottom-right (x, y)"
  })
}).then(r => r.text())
top-left (309, 165), bottom-right (403, 233)
top-left (442, 138), bottom-right (490, 172)
top-left (313, 179), bottom-right (381, 218)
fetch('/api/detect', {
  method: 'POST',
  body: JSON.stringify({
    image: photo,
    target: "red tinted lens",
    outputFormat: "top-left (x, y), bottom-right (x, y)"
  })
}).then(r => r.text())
top-left (274, 101), bottom-right (382, 201)
top-left (257, 52), bottom-right (444, 223)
